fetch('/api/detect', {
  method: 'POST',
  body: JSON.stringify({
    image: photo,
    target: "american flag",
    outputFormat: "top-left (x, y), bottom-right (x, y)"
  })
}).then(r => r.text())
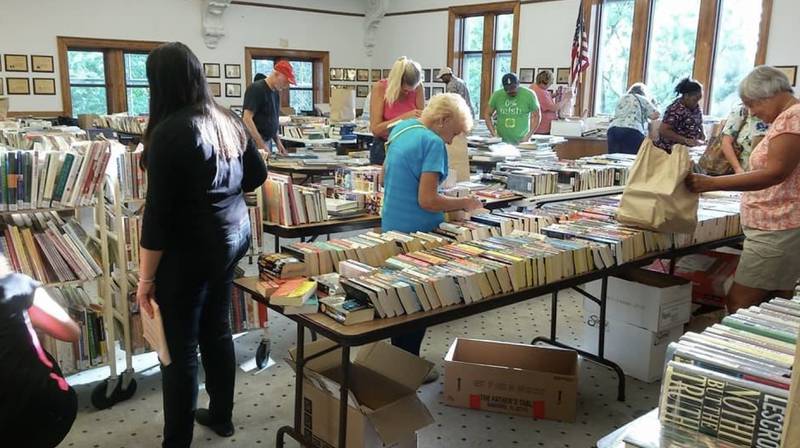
top-left (569, 4), bottom-right (590, 87)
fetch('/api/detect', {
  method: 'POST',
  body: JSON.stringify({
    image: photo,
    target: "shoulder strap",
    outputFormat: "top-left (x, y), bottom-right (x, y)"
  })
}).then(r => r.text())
top-left (387, 124), bottom-right (426, 147)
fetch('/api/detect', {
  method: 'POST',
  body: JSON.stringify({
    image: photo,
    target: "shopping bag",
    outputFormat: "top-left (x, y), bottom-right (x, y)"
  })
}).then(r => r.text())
top-left (330, 88), bottom-right (355, 122)
top-left (617, 139), bottom-right (699, 234)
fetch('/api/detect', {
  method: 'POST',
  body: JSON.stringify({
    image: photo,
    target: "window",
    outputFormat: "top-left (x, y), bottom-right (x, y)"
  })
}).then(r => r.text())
top-left (587, 0), bottom-right (773, 116)
top-left (708, 0), bottom-right (764, 116)
top-left (245, 48), bottom-right (330, 116)
top-left (448, 2), bottom-right (520, 115)
top-left (124, 53), bottom-right (149, 116)
top-left (592, 0), bottom-right (635, 116)
top-left (645, 0), bottom-right (702, 108)
top-left (68, 50), bottom-right (108, 116)
top-left (59, 37), bottom-right (161, 118)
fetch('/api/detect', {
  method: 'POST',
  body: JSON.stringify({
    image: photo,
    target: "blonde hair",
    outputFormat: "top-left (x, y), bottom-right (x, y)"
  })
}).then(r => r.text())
top-left (385, 56), bottom-right (422, 105)
top-left (422, 93), bottom-right (474, 133)
top-left (536, 70), bottom-right (553, 86)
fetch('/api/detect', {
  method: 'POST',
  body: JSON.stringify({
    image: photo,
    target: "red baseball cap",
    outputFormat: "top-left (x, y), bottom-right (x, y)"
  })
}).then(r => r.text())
top-left (274, 60), bottom-right (297, 85)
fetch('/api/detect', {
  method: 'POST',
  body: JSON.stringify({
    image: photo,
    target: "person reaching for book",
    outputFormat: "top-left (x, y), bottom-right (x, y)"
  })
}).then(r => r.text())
top-left (136, 42), bottom-right (268, 448)
top-left (685, 66), bottom-right (800, 314)
top-left (0, 257), bottom-right (80, 448)
top-left (381, 93), bottom-right (482, 382)
top-left (242, 61), bottom-right (296, 157)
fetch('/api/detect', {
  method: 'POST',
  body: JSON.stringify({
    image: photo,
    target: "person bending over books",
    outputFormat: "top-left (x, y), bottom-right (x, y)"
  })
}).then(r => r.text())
top-left (369, 56), bottom-right (425, 165)
top-left (0, 259), bottom-right (81, 448)
top-left (136, 42), bottom-right (268, 447)
top-left (382, 93), bottom-right (482, 382)
top-left (654, 77), bottom-right (706, 153)
top-left (686, 66), bottom-right (800, 313)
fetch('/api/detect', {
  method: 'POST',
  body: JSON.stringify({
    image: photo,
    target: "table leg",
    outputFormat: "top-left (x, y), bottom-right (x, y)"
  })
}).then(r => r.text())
top-left (598, 276), bottom-right (608, 359)
top-left (276, 322), bottom-right (306, 447)
top-left (338, 346), bottom-right (351, 448)
top-left (274, 235), bottom-right (280, 254)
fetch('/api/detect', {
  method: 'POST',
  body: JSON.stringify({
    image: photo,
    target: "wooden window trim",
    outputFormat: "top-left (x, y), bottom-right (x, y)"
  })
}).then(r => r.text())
top-left (244, 47), bottom-right (330, 110)
top-left (57, 36), bottom-right (162, 116)
top-left (447, 1), bottom-right (520, 114)
top-left (587, 0), bottom-right (773, 115)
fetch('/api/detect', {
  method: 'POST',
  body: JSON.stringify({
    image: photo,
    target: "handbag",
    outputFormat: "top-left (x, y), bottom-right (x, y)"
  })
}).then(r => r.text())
top-left (698, 112), bottom-right (748, 176)
top-left (617, 139), bottom-right (699, 234)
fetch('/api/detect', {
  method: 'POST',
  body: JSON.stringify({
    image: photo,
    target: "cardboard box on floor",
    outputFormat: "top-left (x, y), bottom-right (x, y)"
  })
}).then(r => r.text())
top-left (443, 338), bottom-right (578, 422)
top-left (585, 268), bottom-right (692, 332)
top-left (583, 298), bottom-right (683, 383)
top-left (288, 339), bottom-right (433, 448)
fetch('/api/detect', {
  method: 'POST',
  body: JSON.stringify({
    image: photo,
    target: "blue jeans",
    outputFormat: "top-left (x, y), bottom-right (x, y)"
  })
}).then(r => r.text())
top-left (156, 218), bottom-right (251, 448)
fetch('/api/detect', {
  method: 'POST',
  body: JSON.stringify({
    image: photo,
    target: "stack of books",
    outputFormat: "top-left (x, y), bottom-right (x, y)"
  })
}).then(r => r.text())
top-left (284, 230), bottom-right (450, 276)
top-left (263, 172), bottom-right (329, 225)
top-left (41, 284), bottom-right (106, 374)
top-left (657, 297), bottom-right (798, 446)
top-left (335, 165), bottom-right (382, 194)
top-left (115, 145), bottom-right (147, 201)
top-left (0, 127), bottom-right (86, 150)
top-left (0, 141), bottom-right (111, 210)
top-left (505, 169), bottom-right (559, 196)
top-left (258, 253), bottom-right (306, 280)
top-left (325, 197), bottom-right (362, 217)
top-left (270, 277), bottom-right (319, 315)
top-left (0, 212), bottom-right (103, 283)
top-left (244, 191), bottom-right (263, 254)
top-left (93, 115), bottom-right (148, 135)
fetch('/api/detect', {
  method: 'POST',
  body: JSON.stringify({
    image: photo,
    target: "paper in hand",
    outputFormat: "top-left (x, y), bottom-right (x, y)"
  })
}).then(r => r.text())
top-left (142, 299), bottom-right (171, 366)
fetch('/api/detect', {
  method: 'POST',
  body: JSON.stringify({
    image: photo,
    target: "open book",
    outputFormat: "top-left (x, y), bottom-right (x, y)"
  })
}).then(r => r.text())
top-left (142, 299), bottom-right (171, 366)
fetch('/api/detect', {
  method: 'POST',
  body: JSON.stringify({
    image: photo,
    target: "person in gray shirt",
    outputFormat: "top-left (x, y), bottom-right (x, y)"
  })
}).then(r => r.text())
top-left (437, 67), bottom-right (474, 117)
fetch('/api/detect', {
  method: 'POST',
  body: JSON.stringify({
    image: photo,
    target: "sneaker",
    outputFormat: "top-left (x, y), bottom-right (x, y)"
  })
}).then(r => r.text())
top-left (423, 367), bottom-right (440, 384)
top-left (195, 408), bottom-right (234, 437)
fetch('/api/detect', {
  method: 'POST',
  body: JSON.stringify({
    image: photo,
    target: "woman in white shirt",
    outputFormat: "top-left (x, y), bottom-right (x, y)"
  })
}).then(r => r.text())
top-left (607, 83), bottom-right (660, 154)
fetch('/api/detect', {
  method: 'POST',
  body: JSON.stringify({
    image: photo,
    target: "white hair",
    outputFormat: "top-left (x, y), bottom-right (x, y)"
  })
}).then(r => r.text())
top-left (739, 66), bottom-right (794, 101)
top-left (421, 93), bottom-right (473, 133)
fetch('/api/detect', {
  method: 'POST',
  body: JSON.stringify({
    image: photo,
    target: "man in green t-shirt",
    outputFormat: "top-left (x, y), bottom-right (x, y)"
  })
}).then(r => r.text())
top-left (485, 73), bottom-right (541, 144)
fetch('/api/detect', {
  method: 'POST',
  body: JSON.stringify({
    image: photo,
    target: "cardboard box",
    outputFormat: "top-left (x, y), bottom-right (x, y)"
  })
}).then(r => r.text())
top-left (289, 340), bottom-right (433, 448)
top-left (442, 338), bottom-right (578, 422)
top-left (585, 268), bottom-right (692, 332)
top-left (646, 250), bottom-right (739, 307)
top-left (583, 299), bottom-right (684, 382)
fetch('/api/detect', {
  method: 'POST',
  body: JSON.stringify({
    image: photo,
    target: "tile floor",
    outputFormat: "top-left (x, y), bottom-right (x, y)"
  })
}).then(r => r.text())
top-left (61, 235), bottom-right (661, 448)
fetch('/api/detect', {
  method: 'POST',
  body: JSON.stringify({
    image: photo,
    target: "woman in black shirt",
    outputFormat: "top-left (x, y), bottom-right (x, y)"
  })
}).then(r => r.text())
top-left (135, 42), bottom-right (267, 448)
top-left (0, 266), bottom-right (81, 447)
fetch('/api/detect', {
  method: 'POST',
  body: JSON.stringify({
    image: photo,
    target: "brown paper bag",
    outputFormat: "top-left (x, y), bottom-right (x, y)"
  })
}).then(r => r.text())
top-left (443, 133), bottom-right (470, 188)
top-left (330, 88), bottom-right (355, 122)
top-left (617, 139), bottom-right (699, 234)
top-left (781, 329), bottom-right (800, 447)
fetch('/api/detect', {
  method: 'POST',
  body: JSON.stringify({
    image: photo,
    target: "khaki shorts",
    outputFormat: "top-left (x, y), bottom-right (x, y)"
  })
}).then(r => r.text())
top-left (735, 226), bottom-right (800, 291)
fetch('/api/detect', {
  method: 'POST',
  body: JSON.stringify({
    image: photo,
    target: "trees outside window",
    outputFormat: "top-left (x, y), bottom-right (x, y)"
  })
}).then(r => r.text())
top-left (593, 0), bottom-right (635, 116)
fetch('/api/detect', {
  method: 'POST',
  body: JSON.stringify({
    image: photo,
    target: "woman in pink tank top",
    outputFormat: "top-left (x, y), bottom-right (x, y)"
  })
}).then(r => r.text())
top-left (369, 57), bottom-right (424, 164)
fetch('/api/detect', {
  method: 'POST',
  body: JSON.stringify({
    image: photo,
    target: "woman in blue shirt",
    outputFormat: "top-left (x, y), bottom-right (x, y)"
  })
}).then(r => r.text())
top-left (382, 93), bottom-right (481, 382)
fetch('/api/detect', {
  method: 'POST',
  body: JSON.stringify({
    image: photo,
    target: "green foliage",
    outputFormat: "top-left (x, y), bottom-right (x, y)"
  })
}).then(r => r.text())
top-left (127, 87), bottom-right (149, 116)
top-left (595, 0), bottom-right (635, 115)
top-left (71, 87), bottom-right (107, 116)
top-left (68, 51), bottom-right (105, 84)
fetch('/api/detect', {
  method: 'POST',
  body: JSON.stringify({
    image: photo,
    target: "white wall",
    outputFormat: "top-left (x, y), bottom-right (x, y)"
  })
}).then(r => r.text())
top-left (765, 0), bottom-right (800, 93)
top-left (0, 0), bottom-right (369, 113)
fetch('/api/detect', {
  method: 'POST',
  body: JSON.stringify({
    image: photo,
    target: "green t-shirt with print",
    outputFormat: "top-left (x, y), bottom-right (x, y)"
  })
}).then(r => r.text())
top-left (489, 87), bottom-right (540, 144)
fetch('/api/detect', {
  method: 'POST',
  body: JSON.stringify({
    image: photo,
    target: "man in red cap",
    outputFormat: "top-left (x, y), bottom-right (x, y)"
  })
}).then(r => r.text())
top-left (242, 60), bottom-right (297, 156)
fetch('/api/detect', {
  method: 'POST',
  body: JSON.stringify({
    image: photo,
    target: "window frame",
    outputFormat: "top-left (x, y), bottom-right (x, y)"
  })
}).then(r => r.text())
top-left (447, 1), bottom-right (520, 115)
top-left (244, 47), bottom-right (330, 114)
top-left (586, 0), bottom-right (773, 115)
top-left (57, 36), bottom-right (162, 117)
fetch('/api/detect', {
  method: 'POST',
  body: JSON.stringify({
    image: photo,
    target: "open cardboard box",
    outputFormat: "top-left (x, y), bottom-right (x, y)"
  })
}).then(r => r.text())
top-left (289, 339), bottom-right (434, 448)
top-left (443, 338), bottom-right (578, 422)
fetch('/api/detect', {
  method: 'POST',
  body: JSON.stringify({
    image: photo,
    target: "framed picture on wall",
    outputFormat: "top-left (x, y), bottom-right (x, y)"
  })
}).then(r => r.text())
top-left (344, 68), bottom-right (357, 82)
top-left (7, 78), bottom-right (30, 95)
top-left (330, 68), bottom-right (343, 81)
top-left (204, 63), bottom-right (221, 78)
top-left (371, 69), bottom-right (381, 81)
top-left (776, 65), bottom-right (797, 87)
top-left (0, 78), bottom-right (4, 96)
top-left (31, 55), bottom-right (54, 73)
top-left (4, 54), bottom-right (28, 72)
top-left (32, 78), bottom-right (56, 95)
top-left (225, 64), bottom-right (241, 79)
top-left (356, 69), bottom-right (369, 82)
top-left (209, 82), bottom-right (221, 97)
top-left (519, 68), bottom-right (534, 84)
top-left (556, 67), bottom-right (570, 84)
top-left (356, 85), bottom-right (369, 98)
top-left (225, 83), bottom-right (242, 97)
top-left (431, 86), bottom-right (444, 96)
top-left (382, 69), bottom-right (391, 79)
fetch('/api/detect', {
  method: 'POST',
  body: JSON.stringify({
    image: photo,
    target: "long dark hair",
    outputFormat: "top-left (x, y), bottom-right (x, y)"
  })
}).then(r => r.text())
top-left (141, 42), bottom-right (246, 169)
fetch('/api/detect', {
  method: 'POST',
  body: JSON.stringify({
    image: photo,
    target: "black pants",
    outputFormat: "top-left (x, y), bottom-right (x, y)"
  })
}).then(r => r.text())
top-left (392, 330), bottom-right (426, 356)
top-left (156, 219), bottom-right (251, 448)
top-left (10, 351), bottom-right (78, 448)
top-left (369, 137), bottom-right (386, 165)
top-left (607, 126), bottom-right (646, 155)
